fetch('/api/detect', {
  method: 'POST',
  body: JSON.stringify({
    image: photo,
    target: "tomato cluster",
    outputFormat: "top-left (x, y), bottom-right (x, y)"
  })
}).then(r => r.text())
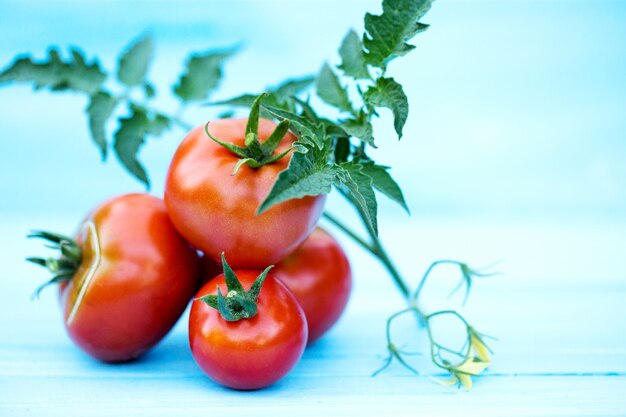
top-left (29, 110), bottom-right (351, 390)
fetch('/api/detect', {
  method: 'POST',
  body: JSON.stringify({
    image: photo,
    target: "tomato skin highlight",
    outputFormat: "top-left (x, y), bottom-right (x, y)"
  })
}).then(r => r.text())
top-left (164, 118), bottom-right (326, 268)
top-left (272, 227), bottom-right (352, 344)
top-left (59, 193), bottom-right (199, 362)
top-left (189, 271), bottom-right (307, 390)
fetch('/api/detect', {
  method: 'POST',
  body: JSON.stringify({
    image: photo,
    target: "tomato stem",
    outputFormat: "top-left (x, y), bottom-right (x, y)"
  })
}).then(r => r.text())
top-left (26, 230), bottom-right (83, 298)
top-left (204, 93), bottom-right (293, 171)
top-left (196, 253), bottom-right (274, 322)
top-left (322, 211), bottom-right (410, 300)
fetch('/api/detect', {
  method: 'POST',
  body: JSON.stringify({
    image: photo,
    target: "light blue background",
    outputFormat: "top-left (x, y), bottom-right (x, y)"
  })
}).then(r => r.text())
top-left (1, 0), bottom-right (624, 221)
top-left (1, 2), bottom-right (626, 413)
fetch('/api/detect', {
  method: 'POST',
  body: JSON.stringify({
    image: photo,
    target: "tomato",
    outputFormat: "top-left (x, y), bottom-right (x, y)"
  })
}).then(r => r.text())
top-left (164, 116), bottom-right (326, 268)
top-left (29, 194), bottom-right (199, 362)
top-left (272, 227), bottom-right (352, 344)
top-left (189, 266), bottom-right (307, 390)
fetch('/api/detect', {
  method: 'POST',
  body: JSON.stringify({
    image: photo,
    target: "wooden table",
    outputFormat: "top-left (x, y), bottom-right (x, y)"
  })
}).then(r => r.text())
top-left (1, 215), bottom-right (625, 416)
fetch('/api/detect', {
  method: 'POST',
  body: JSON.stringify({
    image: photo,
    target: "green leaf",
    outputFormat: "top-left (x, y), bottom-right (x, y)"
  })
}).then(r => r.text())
top-left (337, 162), bottom-right (378, 236)
top-left (208, 76), bottom-right (313, 116)
top-left (364, 77), bottom-right (408, 138)
top-left (117, 35), bottom-right (153, 87)
top-left (113, 107), bottom-right (171, 188)
top-left (273, 76), bottom-right (315, 99)
top-left (0, 48), bottom-right (106, 94)
top-left (363, 0), bottom-right (432, 68)
top-left (361, 164), bottom-right (409, 213)
top-left (262, 104), bottom-right (323, 149)
top-left (86, 91), bottom-right (118, 160)
top-left (341, 111), bottom-right (375, 147)
top-left (173, 48), bottom-right (235, 102)
top-left (338, 30), bottom-right (371, 79)
top-left (147, 114), bottom-right (171, 135)
top-left (113, 109), bottom-right (151, 188)
top-left (316, 63), bottom-right (353, 114)
top-left (210, 94), bottom-right (257, 107)
top-left (258, 146), bottom-right (337, 214)
top-left (333, 137), bottom-right (351, 163)
top-left (210, 93), bottom-right (275, 119)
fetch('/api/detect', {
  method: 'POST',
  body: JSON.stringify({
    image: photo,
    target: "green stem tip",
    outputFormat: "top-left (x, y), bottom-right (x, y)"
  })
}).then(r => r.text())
top-left (26, 230), bottom-right (82, 299)
top-left (196, 253), bottom-right (273, 322)
top-left (204, 93), bottom-right (293, 174)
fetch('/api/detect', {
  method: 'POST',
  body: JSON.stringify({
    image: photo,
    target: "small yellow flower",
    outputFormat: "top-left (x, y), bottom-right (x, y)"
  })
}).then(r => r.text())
top-left (457, 373), bottom-right (473, 390)
top-left (455, 356), bottom-right (489, 376)
top-left (468, 327), bottom-right (492, 363)
top-left (434, 356), bottom-right (489, 391)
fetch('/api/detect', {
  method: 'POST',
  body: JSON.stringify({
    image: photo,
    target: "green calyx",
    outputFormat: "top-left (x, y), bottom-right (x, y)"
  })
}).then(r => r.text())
top-left (26, 230), bottom-right (83, 298)
top-left (196, 253), bottom-right (273, 322)
top-left (204, 93), bottom-right (294, 175)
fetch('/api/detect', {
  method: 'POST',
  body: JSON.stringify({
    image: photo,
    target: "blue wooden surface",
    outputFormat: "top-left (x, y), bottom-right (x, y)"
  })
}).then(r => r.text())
top-left (1, 216), bottom-right (626, 415)
top-left (1, 0), bottom-right (626, 415)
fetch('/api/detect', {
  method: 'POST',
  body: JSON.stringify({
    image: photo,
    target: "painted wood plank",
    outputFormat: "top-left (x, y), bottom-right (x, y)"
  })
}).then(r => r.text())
top-left (1, 216), bottom-right (626, 416)
top-left (1, 376), bottom-right (625, 417)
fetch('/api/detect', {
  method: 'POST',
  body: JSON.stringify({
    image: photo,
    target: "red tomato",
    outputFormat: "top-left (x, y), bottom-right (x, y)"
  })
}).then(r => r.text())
top-left (272, 227), bottom-right (352, 344)
top-left (164, 118), bottom-right (326, 268)
top-left (189, 270), bottom-right (307, 390)
top-left (44, 194), bottom-right (199, 362)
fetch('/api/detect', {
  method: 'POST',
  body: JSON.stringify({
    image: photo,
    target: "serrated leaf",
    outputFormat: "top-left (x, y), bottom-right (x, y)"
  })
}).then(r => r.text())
top-left (337, 162), bottom-right (378, 236)
top-left (316, 63), bottom-right (353, 114)
top-left (334, 137), bottom-right (351, 163)
top-left (262, 104), bottom-right (324, 149)
top-left (364, 77), bottom-right (408, 138)
top-left (258, 146), bottom-right (336, 214)
top-left (338, 30), bottom-right (370, 79)
top-left (173, 48), bottom-right (235, 102)
top-left (0, 48), bottom-right (106, 94)
top-left (363, 0), bottom-right (432, 68)
top-left (360, 164), bottom-right (409, 213)
top-left (211, 94), bottom-right (257, 107)
top-left (147, 114), bottom-right (171, 135)
top-left (117, 35), bottom-right (153, 87)
top-left (209, 76), bottom-right (313, 115)
top-left (113, 108), bottom-right (171, 188)
top-left (113, 109), bottom-right (151, 188)
top-left (211, 93), bottom-right (279, 118)
top-left (321, 119), bottom-right (349, 138)
top-left (341, 111), bottom-right (375, 147)
top-left (86, 91), bottom-right (118, 160)
top-left (273, 76), bottom-right (315, 99)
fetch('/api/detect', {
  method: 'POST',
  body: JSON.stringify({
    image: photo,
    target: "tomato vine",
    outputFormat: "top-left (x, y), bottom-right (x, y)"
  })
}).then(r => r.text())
top-left (1, 0), bottom-right (498, 389)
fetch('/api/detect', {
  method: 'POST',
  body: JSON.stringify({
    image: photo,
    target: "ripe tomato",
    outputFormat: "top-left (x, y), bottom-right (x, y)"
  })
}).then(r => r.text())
top-left (272, 227), bottom-right (352, 344)
top-left (30, 194), bottom-right (199, 362)
top-left (189, 268), bottom-right (307, 390)
top-left (164, 117), bottom-right (326, 268)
